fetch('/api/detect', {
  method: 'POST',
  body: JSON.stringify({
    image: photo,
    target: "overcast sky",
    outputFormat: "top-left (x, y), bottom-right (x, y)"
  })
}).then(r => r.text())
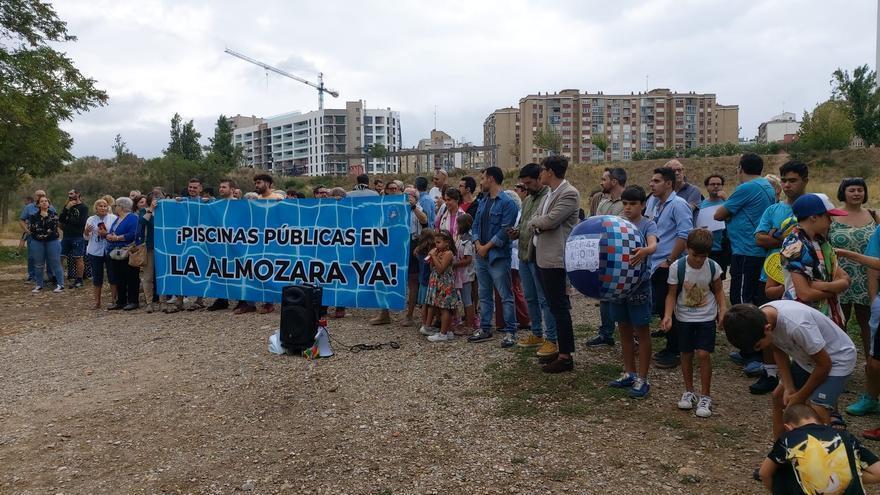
top-left (55, 0), bottom-right (878, 160)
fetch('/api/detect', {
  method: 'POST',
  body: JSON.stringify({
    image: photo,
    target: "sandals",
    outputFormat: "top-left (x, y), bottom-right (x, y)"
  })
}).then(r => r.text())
top-left (830, 411), bottom-right (847, 431)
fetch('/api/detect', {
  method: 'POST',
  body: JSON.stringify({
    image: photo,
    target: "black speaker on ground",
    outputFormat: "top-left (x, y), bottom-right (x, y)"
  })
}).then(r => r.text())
top-left (280, 284), bottom-right (323, 353)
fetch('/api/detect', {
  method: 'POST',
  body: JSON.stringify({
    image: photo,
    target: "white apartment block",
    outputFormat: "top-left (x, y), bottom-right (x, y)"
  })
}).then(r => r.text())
top-left (757, 112), bottom-right (800, 144)
top-left (231, 100), bottom-right (401, 177)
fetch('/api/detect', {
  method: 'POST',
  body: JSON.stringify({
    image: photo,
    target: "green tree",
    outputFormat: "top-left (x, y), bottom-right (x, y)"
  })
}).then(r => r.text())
top-left (534, 128), bottom-right (561, 155)
top-left (0, 0), bottom-right (108, 222)
top-left (831, 65), bottom-right (880, 147)
top-left (369, 143), bottom-right (389, 172)
top-left (205, 115), bottom-right (241, 168)
top-left (798, 100), bottom-right (854, 151)
top-left (590, 135), bottom-right (608, 162)
top-left (164, 113), bottom-right (202, 161)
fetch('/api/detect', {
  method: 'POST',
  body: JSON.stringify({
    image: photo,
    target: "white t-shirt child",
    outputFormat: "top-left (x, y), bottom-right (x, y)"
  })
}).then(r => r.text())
top-left (761, 300), bottom-right (856, 377)
top-left (668, 257), bottom-right (722, 322)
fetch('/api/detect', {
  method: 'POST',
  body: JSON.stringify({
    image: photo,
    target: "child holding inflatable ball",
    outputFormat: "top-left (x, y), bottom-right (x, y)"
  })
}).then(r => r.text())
top-left (607, 185), bottom-right (658, 398)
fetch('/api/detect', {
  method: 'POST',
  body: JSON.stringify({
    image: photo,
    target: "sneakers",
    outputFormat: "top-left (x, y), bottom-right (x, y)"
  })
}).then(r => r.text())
top-left (629, 377), bottom-right (650, 398)
top-left (53, 285), bottom-right (64, 293)
top-left (467, 329), bottom-right (493, 343)
top-left (427, 331), bottom-right (454, 343)
top-left (517, 334), bottom-right (544, 348)
top-left (654, 350), bottom-right (680, 369)
top-left (500, 334), bottom-right (517, 348)
top-left (729, 351), bottom-right (746, 365)
top-left (677, 391), bottom-right (698, 410)
top-left (535, 340), bottom-right (558, 357)
top-left (695, 396), bottom-right (712, 418)
top-left (743, 360), bottom-right (764, 377)
top-left (846, 394), bottom-right (880, 416)
top-left (749, 370), bottom-right (779, 395)
top-left (31, 286), bottom-right (42, 293)
top-left (585, 335), bottom-right (614, 347)
top-left (418, 325), bottom-right (438, 336)
top-left (73, 279), bottom-right (84, 288)
top-left (863, 428), bottom-right (880, 441)
top-left (608, 372), bottom-right (637, 389)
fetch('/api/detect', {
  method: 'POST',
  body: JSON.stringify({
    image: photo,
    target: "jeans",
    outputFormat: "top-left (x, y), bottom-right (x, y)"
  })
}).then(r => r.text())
top-left (539, 267), bottom-right (575, 354)
top-left (26, 237), bottom-right (35, 280)
top-left (598, 301), bottom-right (614, 340)
top-left (494, 270), bottom-right (530, 329)
top-left (520, 260), bottom-right (557, 341)
top-left (730, 255), bottom-right (767, 306)
top-left (31, 239), bottom-right (64, 288)
top-left (651, 267), bottom-right (678, 355)
top-left (476, 256), bottom-right (516, 334)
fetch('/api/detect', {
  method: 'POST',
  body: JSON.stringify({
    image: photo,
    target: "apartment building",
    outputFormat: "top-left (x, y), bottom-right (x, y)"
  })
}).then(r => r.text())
top-left (232, 100), bottom-right (401, 177)
top-left (757, 112), bottom-right (801, 144)
top-left (513, 88), bottom-right (739, 164)
top-left (483, 107), bottom-right (520, 169)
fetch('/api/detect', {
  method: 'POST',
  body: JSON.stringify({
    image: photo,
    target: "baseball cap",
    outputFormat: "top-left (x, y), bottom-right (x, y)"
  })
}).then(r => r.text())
top-left (791, 193), bottom-right (848, 221)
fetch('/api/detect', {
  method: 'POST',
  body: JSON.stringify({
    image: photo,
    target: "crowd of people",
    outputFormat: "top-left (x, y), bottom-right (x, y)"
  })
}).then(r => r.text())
top-left (18, 155), bottom-right (880, 493)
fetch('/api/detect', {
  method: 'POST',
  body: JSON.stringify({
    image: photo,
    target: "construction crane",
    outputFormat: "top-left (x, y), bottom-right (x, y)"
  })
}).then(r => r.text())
top-left (224, 48), bottom-right (339, 110)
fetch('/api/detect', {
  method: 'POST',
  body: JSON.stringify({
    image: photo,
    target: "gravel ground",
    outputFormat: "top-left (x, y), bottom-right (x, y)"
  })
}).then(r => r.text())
top-left (0, 264), bottom-right (876, 494)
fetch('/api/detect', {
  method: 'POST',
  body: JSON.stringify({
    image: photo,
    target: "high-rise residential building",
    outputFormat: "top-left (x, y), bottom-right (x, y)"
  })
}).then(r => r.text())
top-left (483, 107), bottom-right (520, 169)
top-left (232, 100), bottom-right (401, 177)
top-left (757, 112), bottom-right (801, 144)
top-left (515, 88), bottom-right (739, 164)
top-left (416, 129), bottom-right (459, 172)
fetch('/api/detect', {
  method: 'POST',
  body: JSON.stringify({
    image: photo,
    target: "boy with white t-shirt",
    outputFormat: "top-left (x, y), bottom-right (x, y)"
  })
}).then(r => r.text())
top-left (663, 229), bottom-right (726, 417)
top-left (724, 300), bottom-right (857, 440)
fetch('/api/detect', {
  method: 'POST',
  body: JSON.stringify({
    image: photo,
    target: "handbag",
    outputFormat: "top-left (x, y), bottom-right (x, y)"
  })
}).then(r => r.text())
top-left (128, 244), bottom-right (146, 268)
top-left (109, 243), bottom-right (133, 261)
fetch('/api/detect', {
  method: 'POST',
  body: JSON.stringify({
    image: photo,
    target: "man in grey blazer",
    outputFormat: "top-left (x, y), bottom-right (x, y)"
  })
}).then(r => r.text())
top-left (528, 155), bottom-right (581, 373)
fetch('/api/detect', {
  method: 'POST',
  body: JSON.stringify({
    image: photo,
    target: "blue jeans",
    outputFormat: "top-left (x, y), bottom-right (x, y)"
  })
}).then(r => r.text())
top-left (26, 236), bottom-right (35, 280)
top-left (31, 239), bottom-right (64, 288)
top-left (476, 256), bottom-right (516, 334)
top-left (520, 260), bottom-right (557, 341)
top-left (598, 301), bottom-right (614, 340)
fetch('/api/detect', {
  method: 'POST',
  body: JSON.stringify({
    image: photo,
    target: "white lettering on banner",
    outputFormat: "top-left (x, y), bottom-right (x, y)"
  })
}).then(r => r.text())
top-left (565, 236), bottom-right (600, 272)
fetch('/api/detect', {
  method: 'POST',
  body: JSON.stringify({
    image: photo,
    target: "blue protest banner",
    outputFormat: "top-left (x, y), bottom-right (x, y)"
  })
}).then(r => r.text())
top-left (154, 196), bottom-right (411, 310)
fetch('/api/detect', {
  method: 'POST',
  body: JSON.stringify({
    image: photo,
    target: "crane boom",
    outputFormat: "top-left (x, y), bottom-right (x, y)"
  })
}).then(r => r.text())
top-left (224, 48), bottom-right (339, 109)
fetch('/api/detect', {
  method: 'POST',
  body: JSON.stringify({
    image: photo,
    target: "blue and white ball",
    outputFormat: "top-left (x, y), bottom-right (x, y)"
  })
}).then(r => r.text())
top-left (565, 215), bottom-right (645, 301)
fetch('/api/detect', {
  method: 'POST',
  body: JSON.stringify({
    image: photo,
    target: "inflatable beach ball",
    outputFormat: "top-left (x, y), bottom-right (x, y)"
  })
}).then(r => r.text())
top-left (565, 215), bottom-right (645, 301)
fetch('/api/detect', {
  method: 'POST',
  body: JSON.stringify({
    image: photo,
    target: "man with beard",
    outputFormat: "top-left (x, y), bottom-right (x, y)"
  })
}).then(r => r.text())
top-left (208, 179), bottom-right (238, 312)
top-left (586, 167), bottom-right (627, 348)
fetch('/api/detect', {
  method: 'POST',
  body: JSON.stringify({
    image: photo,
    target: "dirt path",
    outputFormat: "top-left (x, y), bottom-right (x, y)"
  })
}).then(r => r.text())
top-left (0, 262), bottom-right (874, 494)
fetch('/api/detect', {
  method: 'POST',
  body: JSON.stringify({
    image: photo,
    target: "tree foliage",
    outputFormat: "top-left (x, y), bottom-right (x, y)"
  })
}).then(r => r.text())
top-left (534, 127), bottom-right (561, 155)
top-left (831, 65), bottom-right (880, 147)
top-left (798, 100), bottom-right (854, 152)
top-left (205, 115), bottom-right (241, 169)
top-left (165, 113), bottom-right (203, 161)
top-left (0, 0), bottom-right (107, 221)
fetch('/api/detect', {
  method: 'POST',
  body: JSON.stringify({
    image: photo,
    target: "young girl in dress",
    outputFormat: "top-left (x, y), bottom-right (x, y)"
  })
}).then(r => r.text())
top-left (415, 229), bottom-right (438, 336)
top-left (426, 229), bottom-right (460, 342)
top-left (454, 214), bottom-right (475, 335)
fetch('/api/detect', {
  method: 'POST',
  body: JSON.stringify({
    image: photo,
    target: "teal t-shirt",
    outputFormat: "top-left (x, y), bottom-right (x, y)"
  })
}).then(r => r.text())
top-left (755, 202), bottom-right (794, 281)
top-left (722, 178), bottom-right (777, 257)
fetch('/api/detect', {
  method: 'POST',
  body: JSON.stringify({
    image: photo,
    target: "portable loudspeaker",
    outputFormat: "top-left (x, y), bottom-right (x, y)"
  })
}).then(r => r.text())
top-left (280, 284), bottom-right (323, 353)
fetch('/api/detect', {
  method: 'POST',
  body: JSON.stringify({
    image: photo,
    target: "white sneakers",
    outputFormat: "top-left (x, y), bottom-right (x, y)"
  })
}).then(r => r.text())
top-left (53, 285), bottom-right (63, 293)
top-left (677, 391), bottom-right (712, 418)
top-left (427, 331), bottom-right (454, 343)
top-left (677, 391), bottom-right (698, 410)
top-left (418, 325), bottom-right (438, 336)
top-left (695, 396), bottom-right (712, 418)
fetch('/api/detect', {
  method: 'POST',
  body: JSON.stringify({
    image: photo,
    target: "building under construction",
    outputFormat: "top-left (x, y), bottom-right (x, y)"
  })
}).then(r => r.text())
top-left (230, 100), bottom-right (402, 177)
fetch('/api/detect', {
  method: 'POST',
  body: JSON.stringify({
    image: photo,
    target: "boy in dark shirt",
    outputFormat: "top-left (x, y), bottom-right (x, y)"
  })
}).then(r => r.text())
top-left (759, 404), bottom-right (880, 494)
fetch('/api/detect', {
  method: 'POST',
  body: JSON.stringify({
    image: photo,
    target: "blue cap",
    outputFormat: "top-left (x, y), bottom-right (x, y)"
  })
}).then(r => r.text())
top-left (791, 193), bottom-right (847, 221)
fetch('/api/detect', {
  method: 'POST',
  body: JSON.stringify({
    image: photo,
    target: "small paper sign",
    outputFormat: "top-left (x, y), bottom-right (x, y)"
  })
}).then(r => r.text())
top-left (566, 236), bottom-right (600, 272)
